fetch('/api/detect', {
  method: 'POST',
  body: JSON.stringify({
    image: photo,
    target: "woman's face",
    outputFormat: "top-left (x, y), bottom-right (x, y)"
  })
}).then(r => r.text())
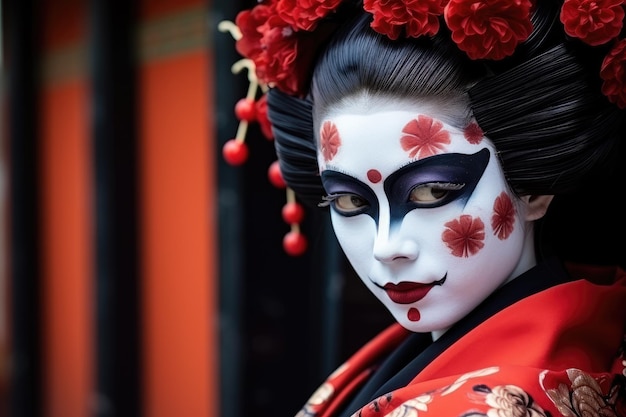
top-left (317, 98), bottom-right (536, 335)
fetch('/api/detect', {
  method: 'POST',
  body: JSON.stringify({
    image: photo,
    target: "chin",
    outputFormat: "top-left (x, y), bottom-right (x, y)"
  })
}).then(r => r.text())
top-left (397, 320), bottom-right (438, 334)
top-left (393, 310), bottom-right (458, 335)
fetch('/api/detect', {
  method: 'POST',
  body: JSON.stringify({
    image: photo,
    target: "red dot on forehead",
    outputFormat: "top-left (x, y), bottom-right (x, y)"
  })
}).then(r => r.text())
top-left (367, 169), bottom-right (382, 183)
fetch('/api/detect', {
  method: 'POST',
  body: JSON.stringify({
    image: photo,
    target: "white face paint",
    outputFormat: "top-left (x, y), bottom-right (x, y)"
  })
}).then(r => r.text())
top-left (317, 98), bottom-right (537, 336)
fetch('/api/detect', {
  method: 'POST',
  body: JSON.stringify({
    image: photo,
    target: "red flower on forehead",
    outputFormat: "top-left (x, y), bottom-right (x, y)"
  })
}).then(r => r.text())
top-left (491, 192), bottom-right (516, 240)
top-left (400, 115), bottom-right (451, 159)
top-left (320, 121), bottom-right (341, 161)
top-left (444, 0), bottom-right (533, 60)
top-left (600, 38), bottom-right (626, 109)
top-left (443, 215), bottom-right (485, 257)
top-left (364, 0), bottom-right (446, 40)
top-left (277, 0), bottom-right (343, 31)
top-left (560, 0), bottom-right (625, 46)
top-left (464, 122), bottom-right (484, 144)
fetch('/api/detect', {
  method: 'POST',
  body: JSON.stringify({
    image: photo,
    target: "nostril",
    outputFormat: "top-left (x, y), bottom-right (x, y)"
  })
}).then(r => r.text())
top-left (374, 239), bottom-right (419, 263)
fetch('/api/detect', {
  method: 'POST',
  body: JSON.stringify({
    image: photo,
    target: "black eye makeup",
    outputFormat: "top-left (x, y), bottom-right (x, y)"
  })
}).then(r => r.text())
top-left (320, 171), bottom-right (379, 219)
top-left (319, 148), bottom-right (490, 227)
top-left (384, 148), bottom-right (490, 225)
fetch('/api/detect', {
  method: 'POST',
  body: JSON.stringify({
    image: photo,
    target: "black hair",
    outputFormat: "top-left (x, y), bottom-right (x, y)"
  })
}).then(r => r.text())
top-left (270, 0), bottom-right (624, 209)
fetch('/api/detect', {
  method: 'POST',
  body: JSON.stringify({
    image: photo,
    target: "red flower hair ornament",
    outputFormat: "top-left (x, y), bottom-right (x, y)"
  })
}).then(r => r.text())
top-left (230, 0), bottom-right (625, 106)
top-left (233, 0), bottom-right (537, 96)
top-left (218, 0), bottom-right (626, 255)
top-left (444, 0), bottom-right (533, 60)
top-left (560, 0), bottom-right (626, 109)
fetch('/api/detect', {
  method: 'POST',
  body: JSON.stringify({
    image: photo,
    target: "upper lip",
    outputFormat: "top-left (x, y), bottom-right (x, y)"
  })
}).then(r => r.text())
top-left (374, 274), bottom-right (447, 304)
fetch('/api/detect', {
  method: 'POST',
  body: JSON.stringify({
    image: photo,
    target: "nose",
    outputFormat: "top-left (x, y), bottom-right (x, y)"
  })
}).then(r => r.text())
top-left (373, 226), bottom-right (419, 264)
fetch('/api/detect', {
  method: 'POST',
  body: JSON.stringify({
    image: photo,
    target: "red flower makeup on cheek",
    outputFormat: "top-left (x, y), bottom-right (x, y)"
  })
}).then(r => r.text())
top-left (442, 214), bottom-right (485, 257)
top-left (320, 121), bottom-right (342, 162)
top-left (400, 115), bottom-right (451, 159)
top-left (491, 192), bottom-right (516, 240)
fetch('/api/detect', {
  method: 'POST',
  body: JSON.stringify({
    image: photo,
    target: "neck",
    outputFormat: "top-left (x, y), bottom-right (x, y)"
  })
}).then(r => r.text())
top-left (431, 329), bottom-right (448, 341)
top-left (504, 223), bottom-right (538, 286)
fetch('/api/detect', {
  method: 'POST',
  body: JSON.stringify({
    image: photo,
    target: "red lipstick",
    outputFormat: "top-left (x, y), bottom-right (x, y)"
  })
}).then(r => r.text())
top-left (381, 274), bottom-right (446, 304)
top-left (384, 282), bottom-right (434, 304)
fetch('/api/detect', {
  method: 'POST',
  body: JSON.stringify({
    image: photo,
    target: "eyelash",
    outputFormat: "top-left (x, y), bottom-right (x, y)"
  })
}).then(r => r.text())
top-left (318, 193), bottom-right (353, 207)
top-left (319, 181), bottom-right (465, 206)
top-left (416, 182), bottom-right (465, 191)
top-left (319, 183), bottom-right (465, 208)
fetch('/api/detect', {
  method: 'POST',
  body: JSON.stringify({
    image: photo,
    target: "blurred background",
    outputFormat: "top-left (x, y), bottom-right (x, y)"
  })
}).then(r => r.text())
top-left (1, 1), bottom-right (624, 417)
top-left (0, 0), bottom-right (393, 416)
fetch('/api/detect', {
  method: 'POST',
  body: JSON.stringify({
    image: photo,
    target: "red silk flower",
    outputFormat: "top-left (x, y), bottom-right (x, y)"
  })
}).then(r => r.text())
top-left (444, 0), bottom-right (533, 60)
top-left (600, 38), bottom-right (626, 109)
top-left (277, 0), bottom-right (343, 31)
top-left (364, 0), bottom-right (446, 40)
top-left (258, 14), bottom-right (301, 94)
top-left (235, 4), bottom-right (274, 64)
top-left (235, 4), bottom-right (303, 95)
top-left (560, 0), bottom-right (625, 46)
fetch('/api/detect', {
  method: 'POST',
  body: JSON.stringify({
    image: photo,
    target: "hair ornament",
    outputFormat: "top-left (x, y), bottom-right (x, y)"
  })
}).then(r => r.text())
top-left (218, 18), bottom-right (309, 257)
top-left (219, 0), bottom-right (626, 255)
top-left (559, 0), bottom-right (626, 108)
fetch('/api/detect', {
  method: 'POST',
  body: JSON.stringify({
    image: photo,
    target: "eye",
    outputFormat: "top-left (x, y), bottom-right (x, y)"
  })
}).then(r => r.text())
top-left (335, 194), bottom-right (367, 211)
top-left (409, 182), bottom-right (465, 203)
top-left (320, 193), bottom-right (370, 216)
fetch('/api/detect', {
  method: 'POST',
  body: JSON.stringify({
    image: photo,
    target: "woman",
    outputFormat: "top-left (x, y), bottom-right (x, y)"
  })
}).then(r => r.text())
top-left (229, 0), bottom-right (626, 416)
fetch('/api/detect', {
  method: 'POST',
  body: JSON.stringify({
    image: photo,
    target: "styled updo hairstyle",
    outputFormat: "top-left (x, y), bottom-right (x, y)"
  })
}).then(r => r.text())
top-left (269, 0), bottom-right (625, 208)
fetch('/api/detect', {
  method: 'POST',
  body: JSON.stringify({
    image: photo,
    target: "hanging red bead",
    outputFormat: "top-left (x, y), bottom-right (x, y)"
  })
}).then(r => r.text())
top-left (222, 139), bottom-right (249, 165)
top-left (268, 160), bottom-right (286, 188)
top-left (235, 98), bottom-right (257, 122)
top-left (283, 231), bottom-right (308, 256)
top-left (282, 201), bottom-right (305, 224)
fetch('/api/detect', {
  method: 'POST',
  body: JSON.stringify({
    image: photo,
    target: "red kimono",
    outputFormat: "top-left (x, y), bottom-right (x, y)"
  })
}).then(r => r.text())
top-left (295, 259), bottom-right (626, 417)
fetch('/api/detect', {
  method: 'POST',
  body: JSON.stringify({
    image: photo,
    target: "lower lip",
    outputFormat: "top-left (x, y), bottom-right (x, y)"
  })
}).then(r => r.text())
top-left (384, 282), bottom-right (434, 304)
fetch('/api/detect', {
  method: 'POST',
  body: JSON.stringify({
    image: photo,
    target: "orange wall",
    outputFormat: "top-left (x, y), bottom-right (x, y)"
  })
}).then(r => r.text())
top-left (138, 3), bottom-right (217, 416)
top-left (140, 52), bottom-right (216, 416)
top-left (39, 0), bottom-right (93, 416)
top-left (39, 76), bottom-right (93, 417)
top-left (36, 1), bottom-right (218, 416)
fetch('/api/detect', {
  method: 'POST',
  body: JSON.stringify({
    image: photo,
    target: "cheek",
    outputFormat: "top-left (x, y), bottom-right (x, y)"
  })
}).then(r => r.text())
top-left (462, 190), bottom-right (522, 244)
top-left (442, 214), bottom-right (487, 258)
top-left (439, 192), bottom-right (524, 262)
top-left (400, 210), bottom-right (447, 243)
top-left (330, 213), bottom-right (376, 265)
top-left (430, 207), bottom-right (526, 302)
top-left (399, 190), bottom-right (522, 261)
top-left (446, 161), bottom-right (521, 257)
top-left (490, 192), bottom-right (520, 240)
